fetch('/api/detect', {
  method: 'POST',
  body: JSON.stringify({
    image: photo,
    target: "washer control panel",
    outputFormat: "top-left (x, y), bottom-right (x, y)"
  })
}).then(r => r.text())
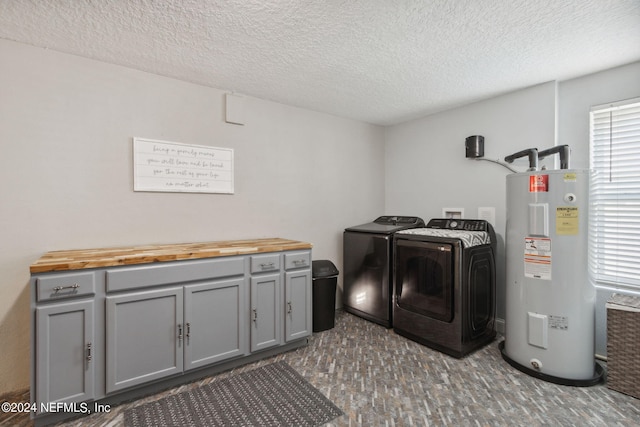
top-left (375, 216), bottom-right (425, 226)
top-left (427, 218), bottom-right (489, 231)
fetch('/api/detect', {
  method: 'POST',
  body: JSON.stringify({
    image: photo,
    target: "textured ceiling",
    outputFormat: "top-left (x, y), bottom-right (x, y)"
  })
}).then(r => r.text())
top-left (0, 0), bottom-right (639, 125)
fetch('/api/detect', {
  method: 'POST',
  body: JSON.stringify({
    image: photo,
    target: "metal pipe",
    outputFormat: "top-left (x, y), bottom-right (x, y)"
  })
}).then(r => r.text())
top-left (539, 145), bottom-right (570, 169)
top-left (504, 148), bottom-right (539, 171)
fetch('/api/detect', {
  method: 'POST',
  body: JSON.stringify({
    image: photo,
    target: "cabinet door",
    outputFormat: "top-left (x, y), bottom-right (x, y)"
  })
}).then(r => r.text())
top-left (184, 278), bottom-right (247, 370)
top-left (285, 270), bottom-right (312, 342)
top-left (250, 273), bottom-right (282, 352)
top-left (106, 287), bottom-right (183, 393)
top-left (36, 299), bottom-right (94, 406)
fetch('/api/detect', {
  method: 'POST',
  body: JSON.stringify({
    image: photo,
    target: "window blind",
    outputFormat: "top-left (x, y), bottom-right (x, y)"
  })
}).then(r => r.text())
top-left (589, 98), bottom-right (640, 290)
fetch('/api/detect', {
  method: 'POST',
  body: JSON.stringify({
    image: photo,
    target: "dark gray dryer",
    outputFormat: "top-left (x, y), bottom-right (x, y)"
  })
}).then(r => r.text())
top-left (393, 218), bottom-right (497, 358)
top-left (343, 216), bottom-right (425, 327)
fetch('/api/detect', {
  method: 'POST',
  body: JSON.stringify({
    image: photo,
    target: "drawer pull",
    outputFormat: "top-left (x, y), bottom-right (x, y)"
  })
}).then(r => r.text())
top-left (260, 262), bottom-right (275, 269)
top-left (293, 259), bottom-right (307, 266)
top-left (86, 342), bottom-right (92, 362)
top-left (53, 283), bottom-right (80, 292)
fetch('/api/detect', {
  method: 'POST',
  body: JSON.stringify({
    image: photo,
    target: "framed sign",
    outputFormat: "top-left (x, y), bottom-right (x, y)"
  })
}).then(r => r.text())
top-left (133, 138), bottom-right (234, 194)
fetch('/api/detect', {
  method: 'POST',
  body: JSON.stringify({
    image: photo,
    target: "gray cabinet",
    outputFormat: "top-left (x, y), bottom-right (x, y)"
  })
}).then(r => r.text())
top-left (283, 251), bottom-right (312, 343)
top-left (249, 253), bottom-right (284, 353)
top-left (285, 269), bottom-right (312, 342)
top-left (106, 278), bottom-right (247, 393)
top-left (106, 278), bottom-right (248, 393)
top-left (248, 250), bottom-right (312, 349)
top-left (31, 242), bottom-right (311, 425)
top-left (106, 287), bottom-right (183, 393)
top-left (36, 299), bottom-right (94, 406)
top-left (250, 273), bottom-right (282, 352)
top-left (184, 278), bottom-right (246, 370)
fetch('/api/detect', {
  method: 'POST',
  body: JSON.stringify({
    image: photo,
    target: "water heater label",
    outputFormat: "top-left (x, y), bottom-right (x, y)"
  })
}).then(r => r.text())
top-left (529, 175), bottom-right (549, 192)
top-left (556, 207), bottom-right (579, 235)
top-left (549, 315), bottom-right (569, 330)
top-left (524, 237), bottom-right (551, 280)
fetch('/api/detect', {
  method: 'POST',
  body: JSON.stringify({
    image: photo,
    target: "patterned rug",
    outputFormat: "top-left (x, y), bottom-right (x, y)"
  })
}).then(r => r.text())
top-left (123, 361), bottom-right (343, 427)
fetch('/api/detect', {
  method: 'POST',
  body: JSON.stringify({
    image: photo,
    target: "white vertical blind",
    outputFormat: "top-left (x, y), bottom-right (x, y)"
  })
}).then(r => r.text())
top-left (590, 98), bottom-right (640, 289)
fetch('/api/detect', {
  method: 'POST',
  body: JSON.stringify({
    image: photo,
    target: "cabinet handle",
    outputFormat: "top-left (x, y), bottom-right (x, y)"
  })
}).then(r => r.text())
top-left (260, 262), bottom-right (275, 269)
top-left (177, 324), bottom-right (183, 342)
top-left (293, 259), bottom-right (307, 266)
top-left (186, 322), bottom-right (190, 343)
top-left (53, 283), bottom-right (79, 292)
top-left (252, 309), bottom-right (258, 322)
top-left (287, 301), bottom-right (292, 314)
top-left (86, 342), bottom-right (92, 362)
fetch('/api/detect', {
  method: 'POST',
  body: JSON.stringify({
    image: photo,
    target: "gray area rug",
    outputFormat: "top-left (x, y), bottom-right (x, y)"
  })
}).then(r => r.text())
top-left (124, 361), bottom-right (343, 426)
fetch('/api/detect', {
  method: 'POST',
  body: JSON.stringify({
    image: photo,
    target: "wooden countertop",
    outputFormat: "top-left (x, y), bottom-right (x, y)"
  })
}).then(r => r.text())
top-left (30, 238), bottom-right (313, 273)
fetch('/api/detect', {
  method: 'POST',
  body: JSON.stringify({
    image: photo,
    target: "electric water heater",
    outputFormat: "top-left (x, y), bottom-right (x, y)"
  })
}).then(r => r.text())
top-left (501, 169), bottom-right (602, 385)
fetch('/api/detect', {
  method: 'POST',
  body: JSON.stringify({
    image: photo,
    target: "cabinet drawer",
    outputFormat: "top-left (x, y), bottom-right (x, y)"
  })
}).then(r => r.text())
top-left (250, 254), bottom-right (280, 273)
top-left (36, 272), bottom-right (95, 302)
top-left (284, 251), bottom-right (311, 270)
top-left (106, 257), bottom-right (244, 292)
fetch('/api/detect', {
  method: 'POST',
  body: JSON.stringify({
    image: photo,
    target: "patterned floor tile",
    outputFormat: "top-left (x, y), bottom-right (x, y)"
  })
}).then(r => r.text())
top-left (2, 310), bottom-right (639, 426)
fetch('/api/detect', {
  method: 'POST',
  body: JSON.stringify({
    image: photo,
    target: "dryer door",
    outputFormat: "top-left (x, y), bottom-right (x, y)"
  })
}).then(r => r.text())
top-left (395, 239), bottom-right (454, 322)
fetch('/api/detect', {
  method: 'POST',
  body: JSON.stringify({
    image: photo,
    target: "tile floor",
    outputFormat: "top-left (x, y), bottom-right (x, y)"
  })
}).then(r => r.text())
top-left (3, 310), bottom-right (639, 426)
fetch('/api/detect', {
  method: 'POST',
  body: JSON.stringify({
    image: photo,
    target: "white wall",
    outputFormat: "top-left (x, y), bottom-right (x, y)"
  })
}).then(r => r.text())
top-left (558, 61), bottom-right (640, 170)
top-left (385, 82), bottom-right (557, 326)
top-left (0, 39), bottom-right (385, 394)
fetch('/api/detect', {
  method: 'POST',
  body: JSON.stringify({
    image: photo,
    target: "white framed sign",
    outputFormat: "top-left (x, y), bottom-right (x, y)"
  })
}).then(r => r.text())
top-left (133, 138), bottom-right (234, 194)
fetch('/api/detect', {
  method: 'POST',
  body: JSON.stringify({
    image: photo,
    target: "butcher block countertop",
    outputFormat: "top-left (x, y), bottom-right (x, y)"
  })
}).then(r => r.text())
top-left (30, 238), bottom-right (313, 273)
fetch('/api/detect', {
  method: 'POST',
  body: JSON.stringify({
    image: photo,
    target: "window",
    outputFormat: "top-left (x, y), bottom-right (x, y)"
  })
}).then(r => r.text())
top-left (589, 98), bottom-right (640, 290)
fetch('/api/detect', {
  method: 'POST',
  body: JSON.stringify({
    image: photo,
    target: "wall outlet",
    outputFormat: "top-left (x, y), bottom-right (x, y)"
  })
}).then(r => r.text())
top-left (442, 208), bottom-right (464, 219)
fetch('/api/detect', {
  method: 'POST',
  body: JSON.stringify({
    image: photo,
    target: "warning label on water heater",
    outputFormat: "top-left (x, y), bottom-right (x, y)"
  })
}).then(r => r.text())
top-left (524, 237), bottom-right (551, 280)
top-left (529, 175), bottom-right (549, 192)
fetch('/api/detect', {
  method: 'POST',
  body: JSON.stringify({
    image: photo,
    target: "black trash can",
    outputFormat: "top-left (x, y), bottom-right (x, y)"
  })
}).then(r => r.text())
top-left (312, 260), bottom-right (339, 332)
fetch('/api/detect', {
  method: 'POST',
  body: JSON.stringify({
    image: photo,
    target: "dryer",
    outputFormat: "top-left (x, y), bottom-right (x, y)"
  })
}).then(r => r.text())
top-left (343, 216), bottom-right (425, 327)
top-left (393, 218), bottom-right (496, 358)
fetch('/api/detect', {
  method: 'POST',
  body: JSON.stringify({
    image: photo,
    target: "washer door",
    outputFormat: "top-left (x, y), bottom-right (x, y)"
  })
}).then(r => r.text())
top-left (395, 239), bottom-right (454, 322)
